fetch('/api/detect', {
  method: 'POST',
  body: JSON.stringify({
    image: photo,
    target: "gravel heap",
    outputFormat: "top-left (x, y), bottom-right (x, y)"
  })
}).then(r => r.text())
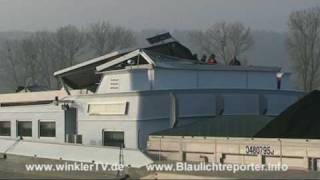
top-left (255, 90), bottom-right (320, 139)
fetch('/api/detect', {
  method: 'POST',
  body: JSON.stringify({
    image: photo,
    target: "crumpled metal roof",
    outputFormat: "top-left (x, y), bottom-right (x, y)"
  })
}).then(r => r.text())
top-left (53, 41), bottom-right (194, 89)
top-left (53, 48), bottom-right (135, 77)
top-left (54, 40), bottom-right (282, 90)
top-left (97, 49), bottom-right (281, 72)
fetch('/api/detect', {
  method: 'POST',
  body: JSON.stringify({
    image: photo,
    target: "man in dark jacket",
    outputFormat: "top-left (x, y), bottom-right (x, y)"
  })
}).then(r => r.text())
top-left (229, 56), bottom-right (241, 66)
top-left (200, 55), bottom-right (207, 63)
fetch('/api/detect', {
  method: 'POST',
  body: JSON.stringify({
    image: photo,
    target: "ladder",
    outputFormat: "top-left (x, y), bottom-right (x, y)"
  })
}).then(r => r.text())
top-left (117, 143), bottom-right (125, 177)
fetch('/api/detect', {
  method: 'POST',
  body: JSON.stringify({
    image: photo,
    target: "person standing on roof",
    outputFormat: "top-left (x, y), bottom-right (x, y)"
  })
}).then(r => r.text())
top-left (229, 56), bottom-right (241, 66)
top-left (200, 55), bottom-right (207, 63)
top-left (207, 54), bottom-right (218, 64)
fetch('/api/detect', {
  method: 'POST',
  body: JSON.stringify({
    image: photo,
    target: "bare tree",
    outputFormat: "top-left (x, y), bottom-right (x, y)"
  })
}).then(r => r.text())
top-left (228, 23), bottom-right (253, 60)
top-left (287, 7), bottom-right (320, 91)
top-left (87, 21), bottom-right (136, 56)
top-left (0, 40), bottom-right (22, 88)
top-left (86, 21), bottom-right (112, 56)
top-left (18, 36), bottom-right (42, 85)
top-left (54, 25), bottom-right (86, 67)
top-left (0, 36), bottom-right (42, 88)
top-left (190, 22), bottom-right (254, 64)
top-left (0, 22), bottom-right (137, 92)
top-left (31, 31), bottom-right (58, 88)
top-left (1, 32), bottom-right (60, 89)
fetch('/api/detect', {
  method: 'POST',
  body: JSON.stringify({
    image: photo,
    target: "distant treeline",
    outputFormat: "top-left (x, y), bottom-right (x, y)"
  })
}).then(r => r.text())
top-left (2, 7), bottom-right (319, 93)
top-left (0, 21), bottom-right (258, 92)
top-left (0, 22), bottom-right (136, 90)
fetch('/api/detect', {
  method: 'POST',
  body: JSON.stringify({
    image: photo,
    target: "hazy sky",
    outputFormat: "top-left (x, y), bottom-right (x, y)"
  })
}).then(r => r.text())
top-left (0, 0), bottom-right (319, 32)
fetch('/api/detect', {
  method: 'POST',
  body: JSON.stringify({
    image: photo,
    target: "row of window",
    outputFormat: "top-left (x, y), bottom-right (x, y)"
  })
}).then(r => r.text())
top-left (0, 121), bottom-right (56, 138)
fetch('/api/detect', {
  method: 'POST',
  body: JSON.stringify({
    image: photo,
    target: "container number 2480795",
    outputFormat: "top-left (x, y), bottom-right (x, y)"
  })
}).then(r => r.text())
top-left (245, 145), bottom-right (274, 155)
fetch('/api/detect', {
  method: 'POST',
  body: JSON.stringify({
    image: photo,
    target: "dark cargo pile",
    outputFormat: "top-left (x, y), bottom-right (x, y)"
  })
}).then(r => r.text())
top-left (255, 90), bottom-right (320, 139)
top-left (152, 115), bottom-right (273, 137)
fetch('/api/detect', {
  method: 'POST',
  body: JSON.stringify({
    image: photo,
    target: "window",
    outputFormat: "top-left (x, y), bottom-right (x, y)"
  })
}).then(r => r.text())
top-left (88, 102), bottom-right (128, 115)
top-left (103, 131), bottom-right (125, 147)
top-left (0, 121), bottom-right (10, 136)
top-left (39, 121), bottom-right (56, 137)
top-left (17, 121), bottom-right (32, 137)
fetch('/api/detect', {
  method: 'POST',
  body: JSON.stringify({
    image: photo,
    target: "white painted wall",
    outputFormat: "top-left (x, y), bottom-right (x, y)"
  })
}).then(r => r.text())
top-left (223, 94), bottom-right (260, 115)
top-left (153, 69), bottom-right (198, 90)
top-left (74, 93), bottom-right (171, 149)
top-left (97, 68), bottom-right (287, 94)
top-left (71, 90), bottom-right (302, 149)
top-left (136, 94), bottom-right (170, 120)
top-left (177, 93), bottom-right (216, 117)
top-left (0, 104), bottom-right (65, 143)
top-left (97, 70), bottom-right (150, 93)
top-left (0, 89), bottom-right (301, 149)
top-left (78, 120), bottom-right (139, 148)
top-left (73, 95), bottom-right (140, 148)
top-left (247, 72), bottom-right (277, 89)
top-left (198, 71), bottom-right (247, 89)
top-left (75, 95), bottom-right (140, 121)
